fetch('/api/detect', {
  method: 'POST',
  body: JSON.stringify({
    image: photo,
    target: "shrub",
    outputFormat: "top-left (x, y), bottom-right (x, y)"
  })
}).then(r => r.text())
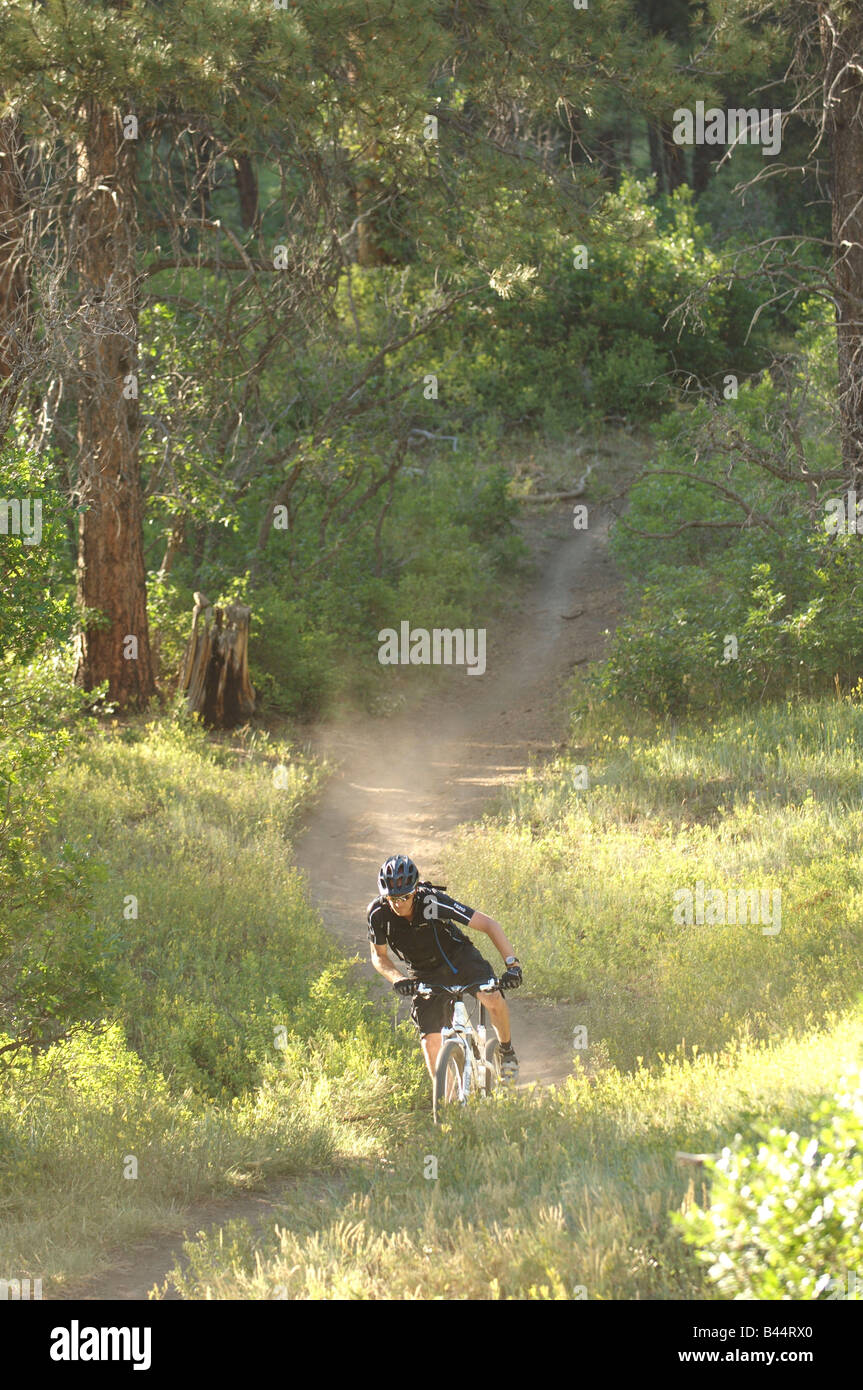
top-left (597, 307), bottom-right (854, 714)
top-left (676, 1068), bottom-right (863, 1300)
top-left (439, 176), bottom-right (774, 430)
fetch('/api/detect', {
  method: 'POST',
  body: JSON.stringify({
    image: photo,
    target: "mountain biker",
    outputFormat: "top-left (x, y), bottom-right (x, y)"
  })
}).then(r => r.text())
top-left (368, 853), bottom-right (522, 1085)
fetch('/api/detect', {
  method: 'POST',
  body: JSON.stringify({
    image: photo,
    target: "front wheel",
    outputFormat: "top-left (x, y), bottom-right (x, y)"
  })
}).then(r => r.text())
top-left (433, 1039), bottom-right (466, 1123)
top-left (482, 1038), bottom-right (500, 1095)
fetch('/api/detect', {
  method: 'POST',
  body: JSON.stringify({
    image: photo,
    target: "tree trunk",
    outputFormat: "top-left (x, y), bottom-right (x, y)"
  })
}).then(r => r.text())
top-left (178, 595), bottom-right (256, 728)
top-left (595, 130), bottom-right (618, 183)
top-left (647, 120), bottom-right (664, 189)
top-left (73, 99), bottom-right (156, 709)
top-left (233, 153), bottom-right (258, 231)
top-left (661, 122), bottom-right (687, 190)
top-left (354, 130), bottom-right (400, 267)
top-left (821, 5), bottom-right (863, 487)
top-left (158, 513), bottom-right (187, 578)
top-left (0, 113), bottom-right (30, 426)
top-left (355, 178), bottom-right (394, 266)
top-left (648, 119), bottom-right (687, 193)
top-left (692, 141), bottom-right (714, 196)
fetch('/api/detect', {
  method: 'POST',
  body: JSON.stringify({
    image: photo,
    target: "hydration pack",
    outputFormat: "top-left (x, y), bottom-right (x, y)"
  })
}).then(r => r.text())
top-left (381, 882), bottom-right (448, 964)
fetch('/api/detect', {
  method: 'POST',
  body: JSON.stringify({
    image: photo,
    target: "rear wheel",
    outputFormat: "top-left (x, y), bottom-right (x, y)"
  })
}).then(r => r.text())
top-left (483, 1038), bottom-right (500, 1095)
top-left (433, 1039), bottom-right (466, 1123)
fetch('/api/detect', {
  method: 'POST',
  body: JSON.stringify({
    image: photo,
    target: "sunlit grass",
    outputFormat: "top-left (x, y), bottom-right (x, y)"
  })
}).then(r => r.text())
top-left (4, 695), bottom-right (861, 1298)
top-left (444, 697), bottom-right (863, 1068)
top-left (166, 1013), bottom-right (863, 1300)
top-left (0, 719), bottom-right (424, 1286)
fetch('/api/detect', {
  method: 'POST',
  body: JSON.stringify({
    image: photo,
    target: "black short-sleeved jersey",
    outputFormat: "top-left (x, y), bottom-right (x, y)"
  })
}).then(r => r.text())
top-left (367, 881), bottom-right (477, 975)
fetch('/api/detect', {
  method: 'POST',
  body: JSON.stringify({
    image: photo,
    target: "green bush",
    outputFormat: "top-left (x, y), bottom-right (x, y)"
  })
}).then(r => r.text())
top-left (438, 176), bottom-right (775, 430)
top-left (592, 334), bottom-right (669, 417)
top-left (247, 586), bottom-right (340, 719)
top-left (676, 1067), bottom-right (863, 1300)
top-left (146, 570), bottom-right (195, 687)
top-left (597, 306), bottom-right (854, 714)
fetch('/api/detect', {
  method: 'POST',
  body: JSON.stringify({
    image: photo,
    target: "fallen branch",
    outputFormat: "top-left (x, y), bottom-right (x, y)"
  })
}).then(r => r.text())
top-left (519, 463), bottom-right (594, 502)
top-left (408, 428), bottom-right (458, 450)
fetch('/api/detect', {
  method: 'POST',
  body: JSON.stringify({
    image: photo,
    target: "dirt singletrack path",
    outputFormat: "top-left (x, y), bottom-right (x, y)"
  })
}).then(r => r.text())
top-left (53, 501), bottom-right (621, 1301)
top-left (293, 502), bottom-right (622, 1088)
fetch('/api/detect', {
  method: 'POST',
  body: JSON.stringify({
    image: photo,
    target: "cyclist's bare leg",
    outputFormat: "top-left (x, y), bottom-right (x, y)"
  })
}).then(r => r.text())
top-left (481, 990), bottom-right (512, 1047)
top-left (421, 1032), bottom-right (444, 1079)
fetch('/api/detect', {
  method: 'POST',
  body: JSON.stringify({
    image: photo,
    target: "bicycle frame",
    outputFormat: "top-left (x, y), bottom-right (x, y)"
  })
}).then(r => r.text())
top-left (420, 980), bottom-right (498, 1104)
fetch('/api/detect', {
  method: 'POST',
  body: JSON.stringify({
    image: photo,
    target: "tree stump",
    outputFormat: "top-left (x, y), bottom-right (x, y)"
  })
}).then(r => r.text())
top-left (178, 595), bottom-right (256, 728)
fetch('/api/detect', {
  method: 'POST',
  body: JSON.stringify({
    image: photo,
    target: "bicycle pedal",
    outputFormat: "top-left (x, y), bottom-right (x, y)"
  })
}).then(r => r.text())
top-left (499, 1054), bottom-right (519, 1085)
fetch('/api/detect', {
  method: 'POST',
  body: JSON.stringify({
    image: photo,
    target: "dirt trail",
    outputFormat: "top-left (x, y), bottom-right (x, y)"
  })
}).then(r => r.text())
top-left (53, 502), bottom-right (621, 1301)
top-left (294, 503), bottom-right (621, 1087)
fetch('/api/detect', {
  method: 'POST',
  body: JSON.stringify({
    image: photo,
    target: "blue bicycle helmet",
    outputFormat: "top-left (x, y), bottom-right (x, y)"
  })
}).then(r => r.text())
top-left (378, 854), bottom-right (419, 896)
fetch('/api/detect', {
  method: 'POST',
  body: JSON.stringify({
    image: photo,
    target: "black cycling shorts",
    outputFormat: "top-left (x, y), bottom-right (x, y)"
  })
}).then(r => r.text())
top-left (409, 942), bottom-right (499, 1038)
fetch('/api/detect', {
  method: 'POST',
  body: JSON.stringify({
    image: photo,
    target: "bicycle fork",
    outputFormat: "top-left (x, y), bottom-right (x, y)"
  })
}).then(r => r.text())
top-left (442, 1004), bottom-right (474, 1102)
top-left (441, 1003), bottom-right (492, 1100)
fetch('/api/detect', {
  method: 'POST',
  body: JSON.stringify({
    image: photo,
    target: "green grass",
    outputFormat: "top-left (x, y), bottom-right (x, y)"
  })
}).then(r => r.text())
top-left (3, 694), bottom-right (861, 1298)
top-left (442, 696), bottom-right (863, 1069)
top-left (0, 716), bottom-right (424, 1286)
top-left (164, 1013), bottom-right (863, 1300)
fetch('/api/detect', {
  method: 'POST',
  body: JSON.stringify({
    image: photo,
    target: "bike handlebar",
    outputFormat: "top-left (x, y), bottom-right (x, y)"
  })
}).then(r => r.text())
top-left (414, 976), bottom-right (512, 999)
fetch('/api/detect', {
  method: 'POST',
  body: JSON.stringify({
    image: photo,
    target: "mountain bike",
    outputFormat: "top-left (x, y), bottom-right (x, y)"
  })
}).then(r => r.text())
top-left (414, 977), bottom-right (513, 1123)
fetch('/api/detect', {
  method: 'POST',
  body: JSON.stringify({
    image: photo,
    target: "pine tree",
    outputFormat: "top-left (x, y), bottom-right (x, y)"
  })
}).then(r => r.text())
top-left (73, 95), bottom-right (156, 706)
